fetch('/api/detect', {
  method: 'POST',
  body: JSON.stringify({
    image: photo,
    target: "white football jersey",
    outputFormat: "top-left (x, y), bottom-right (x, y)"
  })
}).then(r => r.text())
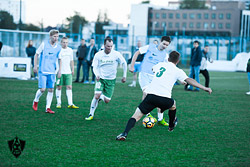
top-left (145, 62), bottom-right (188, 98)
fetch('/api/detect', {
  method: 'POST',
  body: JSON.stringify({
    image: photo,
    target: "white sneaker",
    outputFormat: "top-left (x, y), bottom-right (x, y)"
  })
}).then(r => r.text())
top-left (128, 83), bottom-right (136, 87)
top-left (246, 91), bottom-right (250, 95)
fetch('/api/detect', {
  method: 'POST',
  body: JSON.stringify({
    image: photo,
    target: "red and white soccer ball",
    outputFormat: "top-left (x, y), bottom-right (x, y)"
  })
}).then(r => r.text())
top-left (142, 116), bottom-right (155, 128)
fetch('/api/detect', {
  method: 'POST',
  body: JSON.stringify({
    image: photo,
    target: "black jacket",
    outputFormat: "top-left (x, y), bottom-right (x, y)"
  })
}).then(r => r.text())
top-left (76, 44), bottom-right (87, 60)
top-left (190, 46), bottom-right (202, 66)
top-left (247, 58), bottom-right (250, 72)
top-left (86, 45), bottom-right (98, 62)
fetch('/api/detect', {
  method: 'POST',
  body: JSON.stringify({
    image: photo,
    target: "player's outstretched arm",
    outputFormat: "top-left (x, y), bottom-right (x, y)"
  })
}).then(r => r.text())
top-left (129, 50), bottom-right (140, 73)
top-left (185, 78), bottom-right (212, 94)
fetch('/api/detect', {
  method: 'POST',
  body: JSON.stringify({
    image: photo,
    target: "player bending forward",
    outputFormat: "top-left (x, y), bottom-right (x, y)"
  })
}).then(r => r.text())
top-left (116, 51), bottom-right (212, 141)
top-left (85, 37), bottom-right (127, 120)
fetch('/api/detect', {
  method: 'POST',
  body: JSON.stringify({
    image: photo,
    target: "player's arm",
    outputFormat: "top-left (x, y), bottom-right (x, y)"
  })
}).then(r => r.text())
top-left (119, 54), bottom-right (127, 83)
top-left (129, 50), bottom-right (140, 73)
top-left (185, 78), bottom-right (212, 94)
top-left (92, 54), bottom-right (100, 81)
top-left (33, 53), bottom-right (39, 73)
top-left (70, 60), bottom-right (74, 75)
top-left (33, 42), bottom-right (44, 73)
top-left (57, 59), bottom-right (62, 79)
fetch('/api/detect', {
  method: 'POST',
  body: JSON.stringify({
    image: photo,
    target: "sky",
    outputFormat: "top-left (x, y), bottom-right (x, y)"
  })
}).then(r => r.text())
top-left (25, 0), bottom-right (169, 27)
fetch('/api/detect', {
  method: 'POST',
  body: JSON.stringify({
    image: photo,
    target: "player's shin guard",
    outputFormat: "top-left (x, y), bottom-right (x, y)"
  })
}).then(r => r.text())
top-left (66, 89), bottom-right (73, 105)
top-left (56, 89), bottom-right (61, 105)
top-left (34, 89), bottom-right (43, 102)
top-left (89, 97), bottom-right (99, 116)
top-left (124, 118), bottom-right (136, 135)
top-left (168, 109), bottom-right (176, 128)
top-left (46, 92), bottom-right (53, 109)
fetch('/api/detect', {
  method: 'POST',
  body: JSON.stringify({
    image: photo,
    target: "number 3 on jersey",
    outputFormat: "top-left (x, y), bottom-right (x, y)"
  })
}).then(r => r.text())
top-left (156, 67), bottom-right (166, 77)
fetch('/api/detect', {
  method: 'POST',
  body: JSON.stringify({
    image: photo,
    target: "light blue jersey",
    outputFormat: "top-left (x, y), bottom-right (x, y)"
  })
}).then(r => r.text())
top-left (140, 44), bottom-right (168, 75)
top-left (39, 40), bottom-right (61, 74)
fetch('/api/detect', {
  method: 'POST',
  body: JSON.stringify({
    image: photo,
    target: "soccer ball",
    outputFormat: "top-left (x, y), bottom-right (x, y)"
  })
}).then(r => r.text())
top-left (142, 116), bottom-right (155, 128)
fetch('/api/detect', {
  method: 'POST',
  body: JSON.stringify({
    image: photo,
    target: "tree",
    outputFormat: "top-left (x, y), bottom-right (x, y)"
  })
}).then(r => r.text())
top-left (21, 23), bottom-right (40, 31)
top-left (66, 11), bottom-right (88, 34)
top-left (180, 0), bottom-right (207, 9)
top-left (95, 10), bottom-right (110, 35)
top-left (0, 10), bottom-right (17, 29)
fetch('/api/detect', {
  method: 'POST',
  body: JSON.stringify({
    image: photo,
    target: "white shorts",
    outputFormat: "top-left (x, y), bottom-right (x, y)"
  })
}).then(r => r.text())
top-left (138, 72), bottom-right (154, 91)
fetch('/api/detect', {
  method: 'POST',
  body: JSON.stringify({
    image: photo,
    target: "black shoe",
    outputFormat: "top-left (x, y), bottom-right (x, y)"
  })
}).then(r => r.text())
top-left (74, 80), bottom-right (79, 83)
top-left (116, 132), bottom-right (127, 141)
top-left (168, 117), bottom-right (178, 132)
top-left (187, 89), bottom-right (193, 91)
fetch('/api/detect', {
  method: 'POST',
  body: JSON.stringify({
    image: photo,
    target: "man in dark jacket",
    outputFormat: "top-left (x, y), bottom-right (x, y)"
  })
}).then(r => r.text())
top-left (84, 38), bottom-right (98, 84)
top-left (74, 39), bottom-right (87, 83)
top-left (186, 40), bottom-right (202, 91)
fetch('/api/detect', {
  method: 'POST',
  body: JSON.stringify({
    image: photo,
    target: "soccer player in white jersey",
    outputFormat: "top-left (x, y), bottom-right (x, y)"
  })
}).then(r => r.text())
top-left (116, 51), bottom-right (212, 141)
top-left (85, 37), bottom-right (127, 120)
top-left (129, 36), bottom-right (171, 126)
top-left (32, 29), bottom-right (62, 114)
top-left (55, 37), bottom-right (79, 109)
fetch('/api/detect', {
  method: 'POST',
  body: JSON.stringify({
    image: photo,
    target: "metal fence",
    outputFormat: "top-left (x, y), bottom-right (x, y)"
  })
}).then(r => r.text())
top-left (0, 29), bottom-right (249, 68)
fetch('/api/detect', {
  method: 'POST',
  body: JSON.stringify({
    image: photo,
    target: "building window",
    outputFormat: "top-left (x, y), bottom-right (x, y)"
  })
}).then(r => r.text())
top-left (149, 13), bottom-right (153, 19)
top-left (189, 13), bottom-right (195, 19)
top-left (168, 22), bottom-right (173, 28)
top-left (204, 23), bottom-right (209, 29)
top-left (169, 13), bottom-right (173, 19)
top-left (189, 22), bottom-right (194, 28)
top-left (162, 13), bottom-right (166, 19)
top-left (197, 13), bottom-right (201, 19)
top-left (175, 22), bottom-right (180, 28)
top-left (211, 22), bottom-right (216, 29)
top-left (211, 13), bottom-right (216, 19)
top-left (176, 13), bottom-right (180, 19)
top-left (155, 22), bottom-right (159, 28)
top-left (182, 22), bottom-right (187, 28)
top-left (196, 22), bottom-right (201, 29)
top-left (226, 23), bottom-right (231, 29)
top-left (155, 13), bottom-right (160, 19)
top-left (219, 13), bottom-right (223, 19)
top-left (204, 13), bottom-right (209, 19)
top-left (226, 13), bottom-right (231, 19)
top-left (149, 22), bottom-right (153, 27)
top-left (183, 13), bottom-right (187, 19)
top-left (162, 22), bottom-right (166, 27)
top-left (218, 23), bottom-right (223, 29)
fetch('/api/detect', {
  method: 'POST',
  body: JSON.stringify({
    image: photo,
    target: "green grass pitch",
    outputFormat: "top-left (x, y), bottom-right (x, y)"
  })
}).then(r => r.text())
top-left (0, 70), bottom-right (250, 166)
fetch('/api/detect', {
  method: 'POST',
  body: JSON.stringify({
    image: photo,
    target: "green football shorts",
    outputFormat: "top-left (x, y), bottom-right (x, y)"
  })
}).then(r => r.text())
top-left (94, 78), bottom-right (116, 99)
top-left (56, 74), bottom-right (72, 86)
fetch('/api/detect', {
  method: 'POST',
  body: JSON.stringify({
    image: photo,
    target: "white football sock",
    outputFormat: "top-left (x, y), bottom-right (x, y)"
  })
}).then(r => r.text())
top-left (34, 89), bottom-right (43, 102)
top-left (66, 89), bottom-right (73, 106)
top-left (158, 112), bottom-right (164, 121)
top-left (56, 89), bottom-right (61, 105)
top-left (89, 97), bottom-right (99, 116)
top-left (46, 92), bottom-right (53, 109)
top-left (99, 94), bottom-right (105, 101)
top-left (132, 80), bottom-right (136, 86)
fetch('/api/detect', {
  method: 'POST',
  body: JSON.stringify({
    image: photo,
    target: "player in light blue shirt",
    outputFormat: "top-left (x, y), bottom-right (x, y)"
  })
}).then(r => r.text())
top-left (129, 36), bottom-right (171, 126)
top-left (32, 29), bottom-right (62, 114)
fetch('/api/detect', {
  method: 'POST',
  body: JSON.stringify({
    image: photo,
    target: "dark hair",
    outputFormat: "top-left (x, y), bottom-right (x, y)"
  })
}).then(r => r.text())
top-left (61, 37), bottom-right (68, 40)
top-left (161, 36), bottom-right (171, 43)
top-left (104, 36), bottom-right (113, 45)
top-left (169, 51), bottom-right (180, 63)
top-left (194, 40), bottom-right (199, 44)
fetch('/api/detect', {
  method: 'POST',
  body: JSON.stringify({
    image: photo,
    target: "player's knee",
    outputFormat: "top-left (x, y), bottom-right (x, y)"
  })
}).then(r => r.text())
top-left (48, 88), bottom-right (54, 93)
top-left (57, 86), bottom-right (62, 90)
top-left (94, 94), bottom-right (101, 99)
top-left (169, 101), bottom-right (176, 110)
top-left (104, 98), bottom-right (110, 103)
top-left (66, 85), bottom-right (72, 90)
top-left (40, 88), bottom-right (46, 93)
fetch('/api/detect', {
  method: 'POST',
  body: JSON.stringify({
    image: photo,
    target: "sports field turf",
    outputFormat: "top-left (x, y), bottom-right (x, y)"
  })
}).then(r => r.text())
top-left (0, 70), bottom-right (250, 166)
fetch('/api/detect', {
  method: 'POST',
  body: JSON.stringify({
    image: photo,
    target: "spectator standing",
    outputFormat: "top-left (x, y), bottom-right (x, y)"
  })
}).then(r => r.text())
top-left (74, 39), bottom-right (87, 83)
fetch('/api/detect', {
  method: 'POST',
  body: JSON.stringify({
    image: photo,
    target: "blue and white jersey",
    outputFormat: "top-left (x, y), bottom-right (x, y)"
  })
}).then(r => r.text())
top-left (139, 43), bottom-right (168, 75)
top-left (36, 40), bottom-right (61, 74)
